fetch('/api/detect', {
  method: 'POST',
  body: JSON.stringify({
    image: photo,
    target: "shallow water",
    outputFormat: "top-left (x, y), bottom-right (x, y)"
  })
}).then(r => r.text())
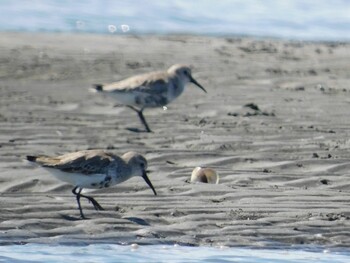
top-left (0, 244), bottom-right (349, 263)
top-left (0, 0), bottom-right (349, 40)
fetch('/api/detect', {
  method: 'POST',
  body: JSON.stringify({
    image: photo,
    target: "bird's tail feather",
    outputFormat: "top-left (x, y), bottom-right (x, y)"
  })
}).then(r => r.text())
top-left (26, 155), bottom-right (38, 162)
top-left (92, 84), bottom-right (104, 92)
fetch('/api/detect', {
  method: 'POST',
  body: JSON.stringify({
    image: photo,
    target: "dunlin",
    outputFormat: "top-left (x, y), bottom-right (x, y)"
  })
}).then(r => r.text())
top-left (92, 64), bottom-right (206, 132)
top-left (27, 150), bottom-right (157, 219)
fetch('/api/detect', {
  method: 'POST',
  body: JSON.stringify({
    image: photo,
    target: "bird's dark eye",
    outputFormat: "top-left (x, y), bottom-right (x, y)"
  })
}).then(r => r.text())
top-left (184, 70), bottom-right (188, 76)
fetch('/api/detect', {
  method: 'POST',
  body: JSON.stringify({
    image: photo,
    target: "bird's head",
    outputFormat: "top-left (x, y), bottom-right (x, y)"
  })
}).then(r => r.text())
top-left (167, 64), bottom-right (206, 93)
top-left (122, 152), bottom-right (157, 195)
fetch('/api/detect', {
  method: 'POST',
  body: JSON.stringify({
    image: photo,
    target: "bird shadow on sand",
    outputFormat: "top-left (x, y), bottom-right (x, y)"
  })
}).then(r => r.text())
top-left (124, 217), bottom-right (150, 226)
top-left (60, 215), bottom-right (151, 225)
top-left (60, 214), bottom-right (84, 221)
top-left (126, 127), bottom-right (152, 133)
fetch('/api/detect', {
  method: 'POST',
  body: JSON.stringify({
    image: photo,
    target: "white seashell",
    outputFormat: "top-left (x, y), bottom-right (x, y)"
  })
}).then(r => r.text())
top-left (190, 167), bottom-right (219, 184)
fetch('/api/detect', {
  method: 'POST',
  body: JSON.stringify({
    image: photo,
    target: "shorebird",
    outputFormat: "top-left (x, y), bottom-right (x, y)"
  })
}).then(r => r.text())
top-left (92, 64), bottom-right (206, 132)
top-left (26, 150), bottom-right (157, 219)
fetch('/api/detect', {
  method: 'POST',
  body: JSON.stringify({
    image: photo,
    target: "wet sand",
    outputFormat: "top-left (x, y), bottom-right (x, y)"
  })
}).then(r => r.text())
top-left (0, 32), bottom-right (350, 247)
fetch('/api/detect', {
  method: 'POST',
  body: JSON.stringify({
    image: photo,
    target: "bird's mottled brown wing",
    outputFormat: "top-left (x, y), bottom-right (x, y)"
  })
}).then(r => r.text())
top-left (102, 71), bottom-right (169, 95)
top-left (36, 150), bottom-right (117, 175)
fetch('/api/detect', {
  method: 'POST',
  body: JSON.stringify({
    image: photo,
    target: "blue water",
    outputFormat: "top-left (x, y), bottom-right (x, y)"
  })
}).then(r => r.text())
top-left (0, 0), bottom-right (350, 40)
top-left (0, 244), bottom-right (349, 263)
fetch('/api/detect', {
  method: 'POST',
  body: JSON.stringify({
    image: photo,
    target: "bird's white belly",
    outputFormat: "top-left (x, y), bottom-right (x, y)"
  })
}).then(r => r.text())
top-left (107, 91), bottom-right (172, 108)
top-left (108, 92), bottom-right (137, 106)
top-left (44, 168), bottom-right (107, 189)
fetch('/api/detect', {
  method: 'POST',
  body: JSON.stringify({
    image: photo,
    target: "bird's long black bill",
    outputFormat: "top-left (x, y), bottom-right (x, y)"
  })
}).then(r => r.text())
top-left (190, 76), bottom-right (207, 93)
top-left (142, 171), bottom-right (157, 196)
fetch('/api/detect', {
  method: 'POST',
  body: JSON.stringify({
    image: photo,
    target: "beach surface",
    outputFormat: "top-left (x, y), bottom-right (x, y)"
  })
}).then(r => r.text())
top-left (0, 32), bottom-right (350, 247)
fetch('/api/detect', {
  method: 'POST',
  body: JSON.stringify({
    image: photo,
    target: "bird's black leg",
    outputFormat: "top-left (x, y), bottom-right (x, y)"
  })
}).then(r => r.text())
top-left (137, 109), bottom-right (152, 133)
top-left (79, 192), bottom-right (105, 211)
top-left (127, 106), bottom-right (152, 132)
top-left (72, 187), bottom-right (104, 219)
top-left (72, 186), bottom-right (86, 219)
